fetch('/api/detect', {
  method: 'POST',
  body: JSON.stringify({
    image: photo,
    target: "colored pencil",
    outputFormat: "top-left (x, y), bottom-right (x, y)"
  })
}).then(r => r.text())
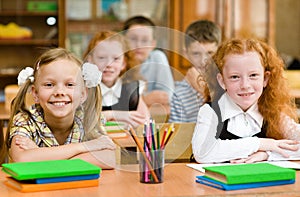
top-left (161, 127), bottom-right (174, 149)
top-left (160, 128), bottom-right (168, 148)
top-left (128, 126), bottom-right (159, 183)
top-left (156, 126), bottom-right (160, 150)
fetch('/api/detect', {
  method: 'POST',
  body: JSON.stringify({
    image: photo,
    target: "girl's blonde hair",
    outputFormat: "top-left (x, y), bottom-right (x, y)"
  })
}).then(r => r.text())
top-left (83, 30), bottom-right (142, 82)
top-left (213, 38), bottom-right (298, 139)
top-left (6, 48), bottom-right (103, 150)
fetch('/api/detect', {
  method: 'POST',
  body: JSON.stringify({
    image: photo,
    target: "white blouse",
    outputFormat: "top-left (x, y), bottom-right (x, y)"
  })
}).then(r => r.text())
top-left (100, 79), bottom-right (145, 107)
top-left (192, 93), bottom-right (300, 163)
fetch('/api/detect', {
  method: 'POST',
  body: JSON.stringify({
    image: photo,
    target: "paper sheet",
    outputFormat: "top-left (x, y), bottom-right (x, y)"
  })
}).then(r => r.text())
top-left (186, 161), bottom-right (300, 173)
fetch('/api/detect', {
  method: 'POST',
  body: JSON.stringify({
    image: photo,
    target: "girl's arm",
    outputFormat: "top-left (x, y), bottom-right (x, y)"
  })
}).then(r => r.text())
top-left (192, 104), bottom-right (299, 163)
top-left (136, 96), bottom-right (150, 119)
top-left (192, 104), bottom-right (261, 163)
top-left (10, 135), bottom-right (115, 163)
top-left (71, 150), bottom-right (116, 169)
top-left (102, 97), bottom-right (149, 128)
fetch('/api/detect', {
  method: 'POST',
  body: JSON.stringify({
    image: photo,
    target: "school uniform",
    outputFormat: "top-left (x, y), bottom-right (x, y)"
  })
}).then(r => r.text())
top-left (192, 92), bottom-right (300, 163)
top-left (101, 78), bottom-right (141, 111)
top-left (192, 93), bottom-right (264, 163)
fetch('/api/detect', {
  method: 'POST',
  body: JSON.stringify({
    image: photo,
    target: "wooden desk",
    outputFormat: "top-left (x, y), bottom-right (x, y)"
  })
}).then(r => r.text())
top-left (1, 163), bottom-right (300, 196)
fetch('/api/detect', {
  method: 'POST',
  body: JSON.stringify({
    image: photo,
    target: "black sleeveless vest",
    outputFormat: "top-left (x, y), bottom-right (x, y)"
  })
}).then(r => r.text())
top-left (210, 101), bottom-right (267, 140)
top-left (102, 81), bottom-right (139, 111)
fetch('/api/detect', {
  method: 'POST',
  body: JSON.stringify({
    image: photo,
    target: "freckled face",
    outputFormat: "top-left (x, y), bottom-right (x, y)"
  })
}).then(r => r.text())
top-left (217, 52), bottom-right (270, 111)
top-left (88, 40), bottom-right (125, 88)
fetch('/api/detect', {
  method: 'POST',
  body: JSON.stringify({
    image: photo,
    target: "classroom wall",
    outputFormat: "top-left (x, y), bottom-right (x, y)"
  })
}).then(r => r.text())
top-left (275, 0), bottom-right (300, 59)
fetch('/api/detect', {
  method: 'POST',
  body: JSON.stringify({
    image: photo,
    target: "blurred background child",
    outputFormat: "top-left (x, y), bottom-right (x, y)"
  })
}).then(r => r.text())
top-left (169, 20), bottom-right (221, 123)
top-left (122, 16), bottom-right (174, 111)
top-left (83, 31), bottom-right (150, 128)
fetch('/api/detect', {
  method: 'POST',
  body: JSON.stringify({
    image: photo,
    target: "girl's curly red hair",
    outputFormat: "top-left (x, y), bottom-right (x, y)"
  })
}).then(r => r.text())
top-left (213, 38), bottom-right (298, 139)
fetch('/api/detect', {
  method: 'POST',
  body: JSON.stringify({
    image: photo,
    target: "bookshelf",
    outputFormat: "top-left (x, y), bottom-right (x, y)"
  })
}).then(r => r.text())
top-left (0, 0), bottom-right (65, 92)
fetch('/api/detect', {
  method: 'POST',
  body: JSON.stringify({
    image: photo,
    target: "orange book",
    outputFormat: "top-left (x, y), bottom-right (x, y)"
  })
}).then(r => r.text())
top-left (4, 177), bottom-right (99, 192)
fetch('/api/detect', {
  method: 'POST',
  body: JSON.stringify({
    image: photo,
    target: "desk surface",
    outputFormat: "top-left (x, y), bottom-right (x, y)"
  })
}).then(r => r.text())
top-left (1, 163), bottom-right (300, 196)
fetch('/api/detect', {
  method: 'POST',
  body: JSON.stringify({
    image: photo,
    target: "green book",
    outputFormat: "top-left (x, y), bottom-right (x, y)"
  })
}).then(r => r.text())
top-left (203, 163), bottom-right (295, 185)
top-left (2, 159), bottom-right (101, 181)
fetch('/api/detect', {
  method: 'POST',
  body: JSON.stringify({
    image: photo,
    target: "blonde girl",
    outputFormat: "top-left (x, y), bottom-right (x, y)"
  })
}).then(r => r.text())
top-left (5, 48), bottom-right (116, 168)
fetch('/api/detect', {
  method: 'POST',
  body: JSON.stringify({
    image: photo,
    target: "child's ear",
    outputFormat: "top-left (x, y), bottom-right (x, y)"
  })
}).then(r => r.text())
top-left (121, 61), bottom-right (127, 71)
top-left (31, 85), bottom-right (39, 103)
top-left (217, 73), bottom-right (226, 90)
top-left (263, 71), bottom-right (271, 87)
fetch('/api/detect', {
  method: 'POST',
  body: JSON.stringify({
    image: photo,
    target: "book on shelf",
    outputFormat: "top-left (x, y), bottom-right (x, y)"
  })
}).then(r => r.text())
top-left (2, 159), bottom-right (101, 181)
top-left (196, 176), bottom-right (295, 191)
top-left (203, 163), bottom-right (295, 185)
top-left (5, 177), bottom-right (99, 192)
top-left (105, 121), bottom-right (128, 138)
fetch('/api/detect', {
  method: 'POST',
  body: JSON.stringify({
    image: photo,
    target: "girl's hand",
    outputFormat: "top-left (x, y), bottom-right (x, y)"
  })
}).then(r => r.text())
top-left (14, 136), bottom-right (38, 150)
top-left (230, 151), bottom-right (268, 164)
top-left (107, 111), bottom-right (146, 128)
top-left (83, 135), bottom-right (116, 152)
top-left (259, 138), bottom-right (299, 158)
top-left (128, 111), bottom-right (147, 128)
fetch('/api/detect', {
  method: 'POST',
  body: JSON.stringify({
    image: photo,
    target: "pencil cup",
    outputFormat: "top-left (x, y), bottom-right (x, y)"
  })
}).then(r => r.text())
top-left (139, 149), bottom-right (164, 184)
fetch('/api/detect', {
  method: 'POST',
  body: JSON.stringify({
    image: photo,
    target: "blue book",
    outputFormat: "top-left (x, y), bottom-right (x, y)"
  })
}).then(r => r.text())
top-left (35, 174), bottom-right (100, 184)
top-left (196, 176), bottom-right (295, 191)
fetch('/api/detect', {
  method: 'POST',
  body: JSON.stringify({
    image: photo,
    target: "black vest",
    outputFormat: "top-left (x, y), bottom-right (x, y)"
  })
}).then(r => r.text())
top-left (210, 101), bottom-right (267, 140)
top-left (102, 81), bottom-right (139, 111)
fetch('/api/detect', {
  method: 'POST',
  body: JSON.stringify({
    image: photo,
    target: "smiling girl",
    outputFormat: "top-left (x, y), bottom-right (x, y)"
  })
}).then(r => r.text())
top-left (192, 38), bottom-right (300, 163)
top-left (83, 31), bottom-right (150, 128)
top-left (5, 48), bottom-right (116, 168)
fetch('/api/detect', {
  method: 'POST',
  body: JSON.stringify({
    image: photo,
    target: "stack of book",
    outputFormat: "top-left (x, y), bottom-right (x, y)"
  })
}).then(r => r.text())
top-left (2, 159), bottom-right (101, 192)
top-left (196, 163), bottom-right (296, 190)
top-left (104, 121), bottom-right (128, 138)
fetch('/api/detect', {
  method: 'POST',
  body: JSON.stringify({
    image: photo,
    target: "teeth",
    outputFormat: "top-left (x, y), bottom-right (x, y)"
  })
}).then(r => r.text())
top-left (52, 102), bottom-right (66, 106)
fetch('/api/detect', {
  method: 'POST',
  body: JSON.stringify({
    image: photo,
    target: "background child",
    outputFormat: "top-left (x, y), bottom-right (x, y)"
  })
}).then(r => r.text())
top-left (169, 20), bottom-right (221, 123)
top-left (5, 48), bottom-right (116, 169)
top-left (83, 31), bottom-right (150, 128)
top-left (122, 15), bottom-right (175, 109)
top-left (192, 38), bottom-right (300, 164)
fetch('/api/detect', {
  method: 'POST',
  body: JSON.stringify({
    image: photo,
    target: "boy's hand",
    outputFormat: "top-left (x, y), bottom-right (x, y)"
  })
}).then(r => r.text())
top-left (185, 67), bottom-right (208, 98)
top-left (259, 138), bottom-right (299, 158)
top-left (143, 91), bottom-right (169, 105)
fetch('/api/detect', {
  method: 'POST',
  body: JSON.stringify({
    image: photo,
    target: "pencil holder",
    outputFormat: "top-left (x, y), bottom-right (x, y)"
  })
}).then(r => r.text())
top-left (139, 149), bottom-right (164, 184)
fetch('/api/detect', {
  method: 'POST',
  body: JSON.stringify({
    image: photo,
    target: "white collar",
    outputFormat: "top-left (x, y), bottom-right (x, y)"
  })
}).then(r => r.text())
top-left (100, 78), bottom-right (122, 98)
top-left (218, 93), bottom-right (263, 128)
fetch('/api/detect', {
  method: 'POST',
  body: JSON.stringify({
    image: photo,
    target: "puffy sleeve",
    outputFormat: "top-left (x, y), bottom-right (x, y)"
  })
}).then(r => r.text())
top-left (8, 112), bottom-right (34, 146)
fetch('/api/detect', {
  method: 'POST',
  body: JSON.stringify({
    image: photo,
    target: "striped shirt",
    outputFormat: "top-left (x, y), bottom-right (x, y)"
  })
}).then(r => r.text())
top-left (169, 79), bottom-right (204, 122)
